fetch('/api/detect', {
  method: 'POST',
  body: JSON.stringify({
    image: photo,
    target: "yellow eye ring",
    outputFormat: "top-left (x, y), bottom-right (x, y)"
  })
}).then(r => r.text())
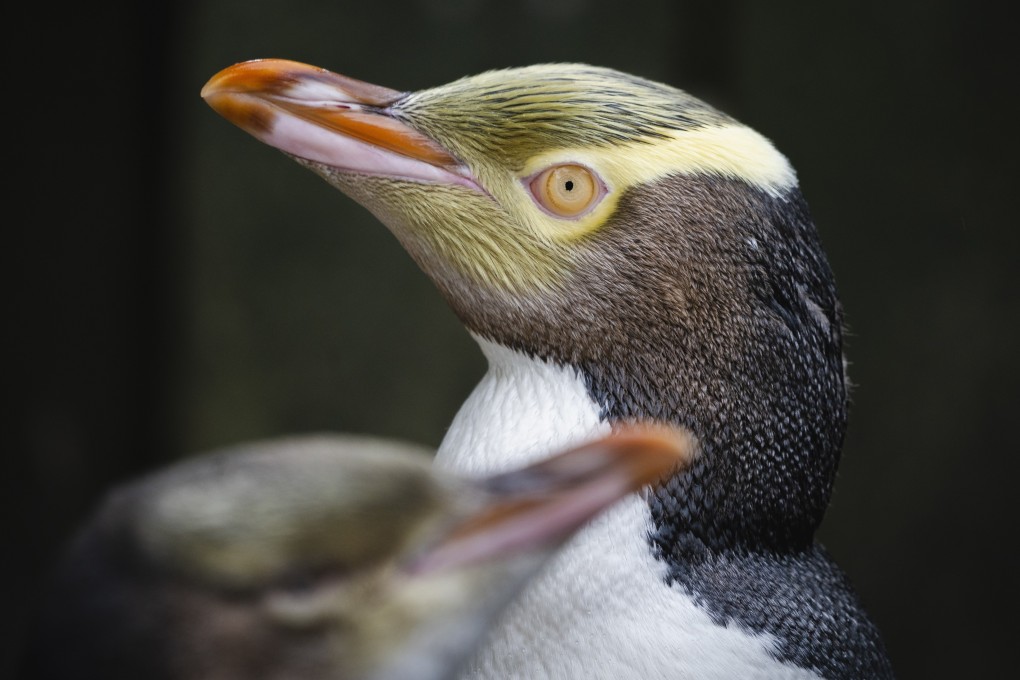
top-left (526, 163), bottom-right (606, 218)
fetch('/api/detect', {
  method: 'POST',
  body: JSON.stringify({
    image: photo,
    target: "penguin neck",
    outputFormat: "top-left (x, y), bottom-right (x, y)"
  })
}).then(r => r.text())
top-left (436, 325), bottom-right (843, 555)
top-left (434, 336), bottom-right (610, 476)
top-left (435, 337), bottom-right (832, 679)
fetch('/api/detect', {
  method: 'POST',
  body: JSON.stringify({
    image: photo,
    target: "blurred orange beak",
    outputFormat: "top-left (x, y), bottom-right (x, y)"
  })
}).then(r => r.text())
top-left (408, 426), bottom-right (696, 575)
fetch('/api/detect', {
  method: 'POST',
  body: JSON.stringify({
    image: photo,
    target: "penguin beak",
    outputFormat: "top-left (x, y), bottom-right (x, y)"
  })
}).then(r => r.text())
top-left (406, 427), bottom-right (694, 575)
top-left (201, 59), bottom-right (480, 191)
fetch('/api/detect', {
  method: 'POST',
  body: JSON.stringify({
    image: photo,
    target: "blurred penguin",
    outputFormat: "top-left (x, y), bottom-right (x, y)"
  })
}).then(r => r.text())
top-left (22, 429), bottom-right (691, 680)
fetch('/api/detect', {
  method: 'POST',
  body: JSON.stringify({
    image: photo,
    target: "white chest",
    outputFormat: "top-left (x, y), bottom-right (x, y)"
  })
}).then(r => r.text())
top-left (435, 338), bottom-right (821, 680)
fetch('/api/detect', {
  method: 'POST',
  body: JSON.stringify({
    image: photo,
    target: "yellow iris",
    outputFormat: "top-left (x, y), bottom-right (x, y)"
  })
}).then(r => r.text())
top-left (530, 164), bottom-right (601, 218)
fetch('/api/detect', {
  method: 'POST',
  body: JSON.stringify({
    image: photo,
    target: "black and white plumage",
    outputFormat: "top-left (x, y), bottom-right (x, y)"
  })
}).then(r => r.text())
top-left (201, 60), bottom-right (894, 679)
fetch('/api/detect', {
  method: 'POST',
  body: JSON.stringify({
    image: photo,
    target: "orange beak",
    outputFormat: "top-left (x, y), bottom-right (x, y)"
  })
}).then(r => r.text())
top-left (201, 59), bottom-right (476, 188)
top-left (408, 425), bottom-right (696, 575)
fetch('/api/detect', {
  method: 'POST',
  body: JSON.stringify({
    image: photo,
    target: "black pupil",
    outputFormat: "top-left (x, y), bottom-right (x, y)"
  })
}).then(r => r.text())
top-left (564, 180), bottom-right (574, 191)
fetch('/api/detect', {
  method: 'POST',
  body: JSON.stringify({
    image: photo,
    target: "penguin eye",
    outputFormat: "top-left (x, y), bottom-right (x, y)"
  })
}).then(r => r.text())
top-left (527, 164), bottom-right (605, 218)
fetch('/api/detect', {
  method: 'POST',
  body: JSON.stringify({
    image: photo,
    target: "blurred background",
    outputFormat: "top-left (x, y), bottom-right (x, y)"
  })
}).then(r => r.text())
top-left (11, 0), bottom-right (1017, 677)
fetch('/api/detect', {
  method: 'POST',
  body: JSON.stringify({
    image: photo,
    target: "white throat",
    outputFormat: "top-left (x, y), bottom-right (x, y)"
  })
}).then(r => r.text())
top-left (435, 338), bottom-right (819, 680)
top-left (434, 335), bottom-right (609, 475)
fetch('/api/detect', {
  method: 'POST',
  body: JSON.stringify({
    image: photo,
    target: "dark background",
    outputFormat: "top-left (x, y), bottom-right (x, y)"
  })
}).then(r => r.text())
top-left (11, 1), bottom-right (1017, 677)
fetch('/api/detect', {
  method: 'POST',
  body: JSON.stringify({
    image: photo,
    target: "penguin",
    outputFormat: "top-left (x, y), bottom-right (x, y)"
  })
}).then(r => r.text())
top-left (22, 429), bottom-right (689, 680)
top-left (201, 59), bottom-right (895, 679)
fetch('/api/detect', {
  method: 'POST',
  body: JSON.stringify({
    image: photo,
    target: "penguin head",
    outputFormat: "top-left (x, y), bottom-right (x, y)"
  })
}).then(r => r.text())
top-left (202, 61), bottom-right (848, 550)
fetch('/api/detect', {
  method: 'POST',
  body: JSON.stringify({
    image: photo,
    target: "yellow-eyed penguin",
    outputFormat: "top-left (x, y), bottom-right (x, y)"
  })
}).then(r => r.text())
top-left (23, 429), bottom-right (689, 680)
top-left (201, 59), bottom-right (894, 679)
